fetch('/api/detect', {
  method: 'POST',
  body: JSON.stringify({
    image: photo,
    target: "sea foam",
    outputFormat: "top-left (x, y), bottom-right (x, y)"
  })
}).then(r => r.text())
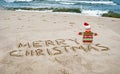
top-left (59, 1), bottom-right (117, 5)
top-left (4, 0), bottom-right (32, 2)
top-left (59, 2), bottom-right (75, 5)
top-left (78, 1), bottom-right (116, 5)
top-left (82, 10), bottom-right (108, 16)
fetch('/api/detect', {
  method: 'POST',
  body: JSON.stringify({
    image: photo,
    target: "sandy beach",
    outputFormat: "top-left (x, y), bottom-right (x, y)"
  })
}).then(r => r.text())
top-left (0, 10), bottom-right (120, 74)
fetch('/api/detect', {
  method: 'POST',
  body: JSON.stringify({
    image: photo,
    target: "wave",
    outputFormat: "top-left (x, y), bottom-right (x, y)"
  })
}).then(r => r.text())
top-left (59, 2), bottom-right (75, 5)
top-left (15, 8), bottom-right (108, 17)
top-left (82, 10), bottom-right (108, 16)
top-left (59, 1), bottom-right (117, 5)
top-left (4, 0), bottom-right (117, 6)
top-left (4, 0), bottom-right (33, 2)
top-left (78, 1), bottom-right (116, 5)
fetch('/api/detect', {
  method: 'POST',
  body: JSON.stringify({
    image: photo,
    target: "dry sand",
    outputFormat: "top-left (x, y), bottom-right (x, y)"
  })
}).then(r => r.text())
top-left (0, 10), bottom-right (120, 74)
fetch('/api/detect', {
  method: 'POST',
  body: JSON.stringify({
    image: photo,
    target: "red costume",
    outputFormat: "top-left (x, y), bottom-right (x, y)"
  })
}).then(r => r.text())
top-left (78, 22), bottom-right (97, 44)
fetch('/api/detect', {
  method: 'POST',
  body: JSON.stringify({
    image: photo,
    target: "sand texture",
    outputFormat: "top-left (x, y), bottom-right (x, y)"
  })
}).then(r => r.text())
top-left (0, 10), bottom-right (120, 74)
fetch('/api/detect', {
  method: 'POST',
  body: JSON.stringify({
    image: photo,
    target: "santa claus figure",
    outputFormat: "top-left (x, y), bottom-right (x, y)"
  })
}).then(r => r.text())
top-left (78, 22), bottom-right (98, 45)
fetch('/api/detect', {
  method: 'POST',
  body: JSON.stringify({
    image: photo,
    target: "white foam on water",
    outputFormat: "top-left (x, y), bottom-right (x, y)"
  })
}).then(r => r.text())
top-left (58, 0), bottom-right (117, 5)
top-left (15, 9), bottom-right (109, 17)
top-left (15, 9), bottom-right (53, 12)
top-left (78, 1), bottom-right (116, 5)
top-left (4, 0), bottom-right (32, 2)
top-left (82, 10), bottom-right (108, 16)
top-left (4, 0), bottom-right (14, 2)
top-left (4, 0), bottom-right (117, 5)
top-left (59, 2), bottom-right (75, 5)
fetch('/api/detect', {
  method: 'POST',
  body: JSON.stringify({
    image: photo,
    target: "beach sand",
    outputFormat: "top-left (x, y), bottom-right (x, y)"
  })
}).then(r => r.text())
top-left (0, 10), bottom-right (120, 74)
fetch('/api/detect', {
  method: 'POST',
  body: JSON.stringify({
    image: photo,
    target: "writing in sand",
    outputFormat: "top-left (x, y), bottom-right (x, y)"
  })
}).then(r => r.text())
top-left (9, 39), bottom-right (110, 57)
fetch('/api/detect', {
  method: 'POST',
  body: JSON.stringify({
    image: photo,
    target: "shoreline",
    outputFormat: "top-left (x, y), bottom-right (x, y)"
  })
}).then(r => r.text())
top-left (15, 9), bottom-right (108, 17)
top-left (4, 7), bottom-right (120, 18)
top-left (1, 6), bottom-right (120, 18)
top-left (6, 7), bottom-right (108, 17)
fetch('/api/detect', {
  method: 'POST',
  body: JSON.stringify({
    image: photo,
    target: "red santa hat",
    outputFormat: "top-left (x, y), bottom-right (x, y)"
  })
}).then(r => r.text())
top-left (84, 22), bottom-right (91, 29)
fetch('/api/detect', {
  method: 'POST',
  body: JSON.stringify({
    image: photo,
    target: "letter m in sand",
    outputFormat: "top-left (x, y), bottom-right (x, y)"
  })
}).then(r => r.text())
top-left (18, 42), bottom-right (31, 48)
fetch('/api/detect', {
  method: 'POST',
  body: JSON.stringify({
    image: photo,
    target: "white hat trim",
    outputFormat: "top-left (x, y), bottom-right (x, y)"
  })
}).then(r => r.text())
top-left (85, 25), bottom-right (91, 28)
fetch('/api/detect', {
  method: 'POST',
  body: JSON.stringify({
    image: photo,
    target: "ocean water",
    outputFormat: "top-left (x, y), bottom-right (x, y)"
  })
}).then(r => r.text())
top-left (0, 0), bottom-right (120, 16)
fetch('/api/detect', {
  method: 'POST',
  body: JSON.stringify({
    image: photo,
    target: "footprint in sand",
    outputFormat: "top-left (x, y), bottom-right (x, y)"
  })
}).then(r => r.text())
top-left (27, 19), bottom-right (30, 21)
top-left (63, 15), bottom-right (68, 17)
top-left (53, 14), bottom-right (57, 16)
top-left (63, 21), bottom-right (67, 23)
top-left (42, 19), bottom-right (47, 21)
top-left (100, 24), bottom-right (104, 26)
top-left (112, 20), bottom-right (115, 21)
top-left (69, 22), bottom-right (75, 27)
top-left (69, 22), bottom-right (75, 25)
top-left (18, 18), bottom-right (22, 20)
top-left (69, 25), bottom-right (74, 27)
top-left (32, 15), bottom-right (35, 16)
top-left (0, 27), bottom-right (9, 31)
top-left (53, 22), bottom-right (57, 24)
top-left (16, 26), bottom-right (24, 29)
top-left (21, 25), bottom-right (24, 28)
top-left (4, 18), bottom-right (10, 20)
top-left (12, 14), bottom-right (16, 16)
top-left (59, 69), bottom-right (69, 74)
top-left (41, 15), bottom-right (46, 17)
top-left (86, 17), bottom-right (90, 19)
top-left (21, 15), bottom-right (25, 16)
top-left (98, 26), bottom-right (102, 28)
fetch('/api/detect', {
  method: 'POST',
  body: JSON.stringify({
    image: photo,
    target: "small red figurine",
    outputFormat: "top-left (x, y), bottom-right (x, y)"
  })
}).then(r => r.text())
top-left (78, 22), bottom-right (98, 45)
